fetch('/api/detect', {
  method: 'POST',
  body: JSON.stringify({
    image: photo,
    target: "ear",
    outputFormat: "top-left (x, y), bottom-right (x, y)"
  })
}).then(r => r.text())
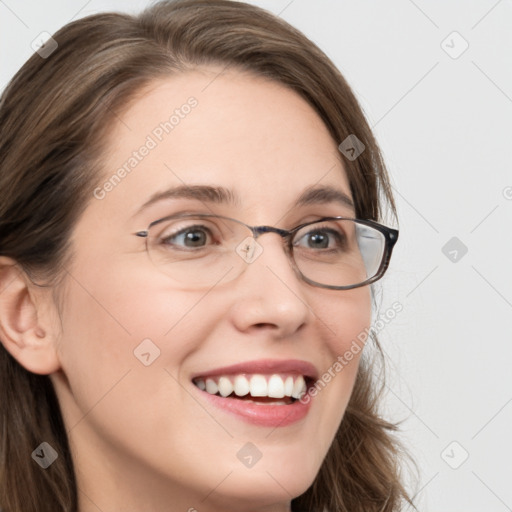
top-left (0, 256), bottom-right (61, 375)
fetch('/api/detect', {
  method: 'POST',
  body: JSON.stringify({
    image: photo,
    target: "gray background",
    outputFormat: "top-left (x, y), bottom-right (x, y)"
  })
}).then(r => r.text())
top-left (1, 1), bottom-right (511, 510)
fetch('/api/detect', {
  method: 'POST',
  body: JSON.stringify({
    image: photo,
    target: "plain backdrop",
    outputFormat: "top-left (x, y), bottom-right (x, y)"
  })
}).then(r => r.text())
top-left (1, 1), bottom-right (511, 511)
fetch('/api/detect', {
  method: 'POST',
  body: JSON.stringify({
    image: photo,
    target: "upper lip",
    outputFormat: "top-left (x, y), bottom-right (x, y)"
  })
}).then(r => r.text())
top-left (190, 358), bottom-right (319, 381)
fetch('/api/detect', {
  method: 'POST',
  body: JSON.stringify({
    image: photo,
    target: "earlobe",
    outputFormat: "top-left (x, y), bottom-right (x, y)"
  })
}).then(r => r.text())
top-left (0, 257), bottom-right (61, 375)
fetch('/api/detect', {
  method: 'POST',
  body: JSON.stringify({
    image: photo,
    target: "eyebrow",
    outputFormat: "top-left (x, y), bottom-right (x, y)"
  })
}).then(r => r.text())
top-left (135, 183), bottom-right (355, 216)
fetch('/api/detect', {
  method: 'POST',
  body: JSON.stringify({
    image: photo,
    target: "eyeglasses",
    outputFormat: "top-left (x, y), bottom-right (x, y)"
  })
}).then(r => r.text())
top-left (134, 213), bottom-right (398, 290)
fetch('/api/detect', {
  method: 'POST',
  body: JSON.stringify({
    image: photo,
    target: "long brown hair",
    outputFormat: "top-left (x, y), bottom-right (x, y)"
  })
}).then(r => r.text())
top-left (0, 1), bottom-right (419, 510)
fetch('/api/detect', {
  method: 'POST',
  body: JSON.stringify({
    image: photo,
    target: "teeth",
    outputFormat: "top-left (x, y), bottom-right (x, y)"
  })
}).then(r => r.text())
top-left (205, 378), bottom-right (218, 395)
top-left (291, 375), bottom-right (306, 399)
top-left (267, 374), bottom-right (285, 398)
top-left (233, 375), bottom-right (250, 396)
top-left (284, 376), bottom-right (294, 397)
top-left (249, 375), bottom-right (268, 396)
top-left (218, 376), bottom-right (233, 397)
top-left (194, 373), bottom-right (308, 400)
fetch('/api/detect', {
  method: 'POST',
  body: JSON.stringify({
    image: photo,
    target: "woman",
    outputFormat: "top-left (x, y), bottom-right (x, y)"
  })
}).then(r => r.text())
top-left (0, 1), bottom-right (418, 511)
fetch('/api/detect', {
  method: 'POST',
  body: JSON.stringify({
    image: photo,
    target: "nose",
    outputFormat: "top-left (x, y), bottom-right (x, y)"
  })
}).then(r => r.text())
top-left (227, 232), bottom-right (312, 337)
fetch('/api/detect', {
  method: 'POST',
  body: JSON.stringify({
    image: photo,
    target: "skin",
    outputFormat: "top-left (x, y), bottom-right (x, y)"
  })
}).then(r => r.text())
top-left (0, 67), bottom-right (371, 512)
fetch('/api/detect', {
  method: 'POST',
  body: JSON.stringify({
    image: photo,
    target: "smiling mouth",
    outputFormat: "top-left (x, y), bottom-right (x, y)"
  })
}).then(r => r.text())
top-left (192, 373), bottom-right (310, 405)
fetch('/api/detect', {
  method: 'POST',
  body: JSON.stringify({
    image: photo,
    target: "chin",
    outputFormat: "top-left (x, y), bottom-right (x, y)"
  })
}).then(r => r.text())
top-left (207, 460), bottom-right (318, 508)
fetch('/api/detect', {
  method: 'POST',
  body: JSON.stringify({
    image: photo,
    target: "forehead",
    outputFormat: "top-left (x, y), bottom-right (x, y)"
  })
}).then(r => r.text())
top-left (93, 67), bottom-right (352, 224)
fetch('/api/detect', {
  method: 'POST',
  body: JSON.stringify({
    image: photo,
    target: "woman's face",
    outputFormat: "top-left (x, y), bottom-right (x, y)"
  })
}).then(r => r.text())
top-left (49, 68), bottom-right (371, 511)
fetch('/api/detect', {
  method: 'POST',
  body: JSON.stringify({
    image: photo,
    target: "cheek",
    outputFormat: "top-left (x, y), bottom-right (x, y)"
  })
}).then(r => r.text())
top-left (55, 263), bottom-right (222, 410)
top-left (306, 286), bottom-right (371, 443)
top-left (315, 285), bottom-right (372, 360)
top-left (54, 265), bottom-right (228, 471)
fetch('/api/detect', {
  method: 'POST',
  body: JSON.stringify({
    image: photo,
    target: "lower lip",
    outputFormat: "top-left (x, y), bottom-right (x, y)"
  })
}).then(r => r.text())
top-left (194, 386), bottom-right (313, 427)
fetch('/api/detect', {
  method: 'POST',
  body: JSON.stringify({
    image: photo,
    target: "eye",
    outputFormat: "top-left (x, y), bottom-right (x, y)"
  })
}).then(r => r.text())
top-left (294, 227), bottom-right (344, 250)
top-left (159, 222), bottom-right (218, 250)
top-left (168, 227), bottom-right (209, 247)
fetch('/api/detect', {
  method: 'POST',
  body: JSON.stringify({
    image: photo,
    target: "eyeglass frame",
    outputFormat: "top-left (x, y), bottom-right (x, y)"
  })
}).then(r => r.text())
top-left (134, 212), bottom-right (399, 291)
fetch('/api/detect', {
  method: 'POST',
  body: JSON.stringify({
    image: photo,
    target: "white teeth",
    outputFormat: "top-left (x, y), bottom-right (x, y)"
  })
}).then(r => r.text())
top-left (195, 373), bottom-right (309, 400)
top-left (249, 375), bottom-right (268, 396)
top-left (291, 375), bottom-right (306, 399)
top-left (284, 376), bottom-right (294, 397)
top-left (233, 375), bottom-right (250, 396)
top-left (205, 378), bottom-right (218, 395)
top-left (267, 374), bottom-right (285, 398)
top-left (217, 376), bottom-right (233, 397)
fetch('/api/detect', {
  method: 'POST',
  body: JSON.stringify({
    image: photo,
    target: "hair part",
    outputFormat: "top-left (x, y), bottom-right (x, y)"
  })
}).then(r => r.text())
top-left (0, 1), bottom-right (418, 510)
